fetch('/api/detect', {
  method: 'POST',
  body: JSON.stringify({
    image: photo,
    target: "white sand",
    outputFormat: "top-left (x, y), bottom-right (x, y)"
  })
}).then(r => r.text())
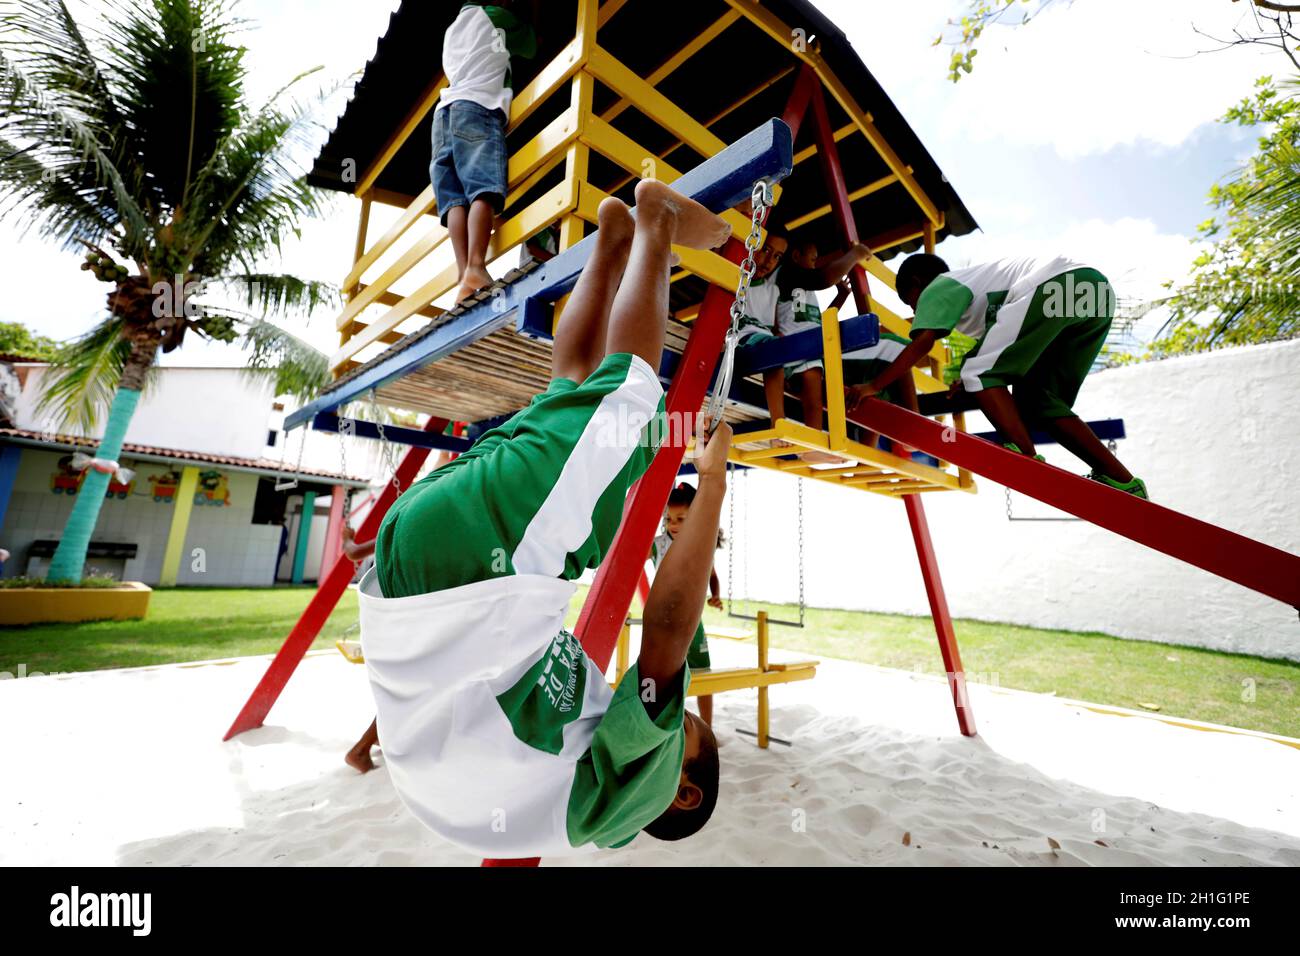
top-left (2, 639), bottom-right (1297, 867)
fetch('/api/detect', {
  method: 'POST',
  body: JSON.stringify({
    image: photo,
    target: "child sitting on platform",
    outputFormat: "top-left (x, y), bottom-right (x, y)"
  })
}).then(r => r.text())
top-left (360, 181), bottom-right (733, 857)
top-left (734, 230), bottom-right (870, 461)
top-left (649, 481), bottom-right (725, 727)
top-left (846, 253), bottom-right (1147, 497)
top-left (431, 1), bottom-right (537, 302)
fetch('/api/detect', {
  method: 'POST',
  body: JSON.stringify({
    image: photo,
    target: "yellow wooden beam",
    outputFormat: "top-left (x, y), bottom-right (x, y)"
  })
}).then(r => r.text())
top-left (356, 76), bottom-right (447, 198)
top-left (509, 36), bottom-right (586, 131)
top-left (791, 122), bottom-right (858, 166)
top-left (344, 187), bottom-right (436, 295)
top-left (784, 170), bottom-right (908, 231)
top-left (599, 9), bottom-right (740, 125)
top-left (334, 220), bottom-right (448, 332)
top-left (586, 45), bottom-right (725, 160)
top-left (721, 0), bottom-right (942, 226)
top-left (602, 64), bottom-right (796, 197)
top-left (597, 0), bottom-right (627, 29)
top-left (821, 306), bottom-right (848, 451)
top-left (332, 178), bottom-right (576, 369)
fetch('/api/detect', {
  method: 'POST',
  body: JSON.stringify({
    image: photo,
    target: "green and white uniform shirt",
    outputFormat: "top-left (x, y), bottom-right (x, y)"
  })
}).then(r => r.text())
top-left (774, 263), bottom-right (825, 376)
top-left (843, 331), bottom-right (909, 401)
top-left (735, 267), bottom-right (781, 345)
top-left (911, 256), bottom-right (1113, 418)
top-left (437, 3), bottom-right (538, 117)
top-left (649, 532), bottom-right (712, 670)
top-left (363, 353), bottom-right (688, 858)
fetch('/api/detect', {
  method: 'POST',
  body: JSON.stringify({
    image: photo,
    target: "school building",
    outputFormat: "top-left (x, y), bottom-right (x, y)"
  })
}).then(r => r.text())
top-left (0, 359), bottom-right (376, 587)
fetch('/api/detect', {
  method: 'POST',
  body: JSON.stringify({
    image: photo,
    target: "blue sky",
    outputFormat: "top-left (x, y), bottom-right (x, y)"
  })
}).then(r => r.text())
top-left (1, 0), bottom-right (1284, 360)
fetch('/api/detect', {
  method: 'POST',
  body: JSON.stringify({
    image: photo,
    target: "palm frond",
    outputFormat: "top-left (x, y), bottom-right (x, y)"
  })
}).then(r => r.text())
top-left (239, 317), bottom-right (330, 402)
top-left (216, 272), bottom-right (339, 318)
top-left (33, 318), bottom-right (140, 432)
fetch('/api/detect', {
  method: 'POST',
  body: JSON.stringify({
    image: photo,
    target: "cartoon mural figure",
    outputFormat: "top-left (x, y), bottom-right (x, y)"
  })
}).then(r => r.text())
top-left (50, 455), bottom-right (85, 495)
top-left (194, 470), bottom-right (231, 506)
top-left (149, 470), bottom-right (181, 503)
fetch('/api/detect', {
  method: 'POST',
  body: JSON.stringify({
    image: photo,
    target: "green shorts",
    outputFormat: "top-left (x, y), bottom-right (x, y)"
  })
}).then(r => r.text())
top-left (685, 620), bottom-right (711, 670)
top-left (376, 352), bottom-right (666, 598)
top-left (960, 268), bottom-right (1113, 422)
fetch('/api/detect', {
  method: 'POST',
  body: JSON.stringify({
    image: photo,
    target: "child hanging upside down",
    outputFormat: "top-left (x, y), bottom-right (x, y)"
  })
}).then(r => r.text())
top-left (649, 482), bottom-right (725, 727)
top-left (359, 180), bottom-right (733, 857)
top-left (847, 253), bottom-right (1147, 498)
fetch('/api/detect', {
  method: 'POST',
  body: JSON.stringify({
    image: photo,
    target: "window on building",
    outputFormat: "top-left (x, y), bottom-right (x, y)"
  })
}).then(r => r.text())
top-left (267, 429), bottom-right (278, 448)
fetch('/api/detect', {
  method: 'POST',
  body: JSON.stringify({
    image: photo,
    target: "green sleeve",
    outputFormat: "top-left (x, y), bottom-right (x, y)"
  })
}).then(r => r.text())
top-left (483, 5), bottom-right (538, 59)
top-left (566, 662), bottom-right (690, 849)
top-left (910, 274), bottom-right (973, 339)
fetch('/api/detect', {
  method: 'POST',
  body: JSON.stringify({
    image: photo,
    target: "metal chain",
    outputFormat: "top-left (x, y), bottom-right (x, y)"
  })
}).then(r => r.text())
top-left (796, 476), bottom-right (805, 627)
top-left (727, 463), bottom-right (735, 612)
top-left (741, 464), bottom-right (749, 618)
top-left (337, 418), bottom-right (353, 524)
top-left (705, 179), bottom-right (774, 426)
top-left (1005, 485), bottom-right (1013, 521)
top-left (369, 389), bottom-right (403, 496)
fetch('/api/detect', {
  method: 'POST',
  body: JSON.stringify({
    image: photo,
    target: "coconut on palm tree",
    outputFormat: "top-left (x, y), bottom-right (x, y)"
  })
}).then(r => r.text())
top-left (0, 0), bottom-right (338, 583)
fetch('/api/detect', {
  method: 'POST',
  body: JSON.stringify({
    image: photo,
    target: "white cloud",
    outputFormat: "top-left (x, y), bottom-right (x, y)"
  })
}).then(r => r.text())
top-left (824, 0), bottom-right (1277, 158)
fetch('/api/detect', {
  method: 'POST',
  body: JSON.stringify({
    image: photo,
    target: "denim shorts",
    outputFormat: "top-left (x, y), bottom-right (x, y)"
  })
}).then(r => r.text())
top-left (430, 100), bottom-right (508, 225)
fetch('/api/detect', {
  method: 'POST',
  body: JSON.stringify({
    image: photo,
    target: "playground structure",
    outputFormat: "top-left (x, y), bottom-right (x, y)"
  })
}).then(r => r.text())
top-left (223, 0), bottom-right (1300, 866)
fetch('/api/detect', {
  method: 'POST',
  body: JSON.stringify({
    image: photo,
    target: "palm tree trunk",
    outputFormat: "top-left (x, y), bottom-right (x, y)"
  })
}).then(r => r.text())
top-left (46, 336), bottom-right (157, 583)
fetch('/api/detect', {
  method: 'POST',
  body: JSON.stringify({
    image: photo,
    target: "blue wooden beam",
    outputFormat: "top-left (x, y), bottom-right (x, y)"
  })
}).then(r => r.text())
top-left (285, 119), bottom-right (795, 431)
top-left (972, 418), bottom-right (1127, 447)
top-left (311, 413), bottom-right (473, 451)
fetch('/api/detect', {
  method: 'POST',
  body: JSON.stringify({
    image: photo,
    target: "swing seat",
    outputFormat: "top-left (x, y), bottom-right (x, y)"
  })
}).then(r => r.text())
top-left (336, 639), bottom-right (365, 664)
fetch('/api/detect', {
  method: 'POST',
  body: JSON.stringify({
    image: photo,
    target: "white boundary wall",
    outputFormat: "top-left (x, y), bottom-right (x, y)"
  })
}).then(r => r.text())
top-left (719, 340), bottom-right (1300, 661)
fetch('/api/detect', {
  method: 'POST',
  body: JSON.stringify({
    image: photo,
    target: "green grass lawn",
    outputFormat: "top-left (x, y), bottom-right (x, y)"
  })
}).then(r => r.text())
top-left (3, 586), bottom-right (1296, 738)
top-left (0, 587), bottom-right (360, 675)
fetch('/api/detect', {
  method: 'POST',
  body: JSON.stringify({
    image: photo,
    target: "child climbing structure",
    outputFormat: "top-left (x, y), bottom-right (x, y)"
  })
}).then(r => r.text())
top-left (224, 0), bottom-right (1300, 865)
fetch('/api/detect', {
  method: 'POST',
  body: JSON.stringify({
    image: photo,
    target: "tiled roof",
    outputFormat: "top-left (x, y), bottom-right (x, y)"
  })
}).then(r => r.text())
top-left (0, 427), bottom-right (368, 486)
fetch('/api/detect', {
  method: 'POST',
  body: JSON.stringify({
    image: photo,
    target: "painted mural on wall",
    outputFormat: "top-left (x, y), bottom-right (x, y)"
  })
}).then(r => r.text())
top-left (50, 454), bottom-right (136, 499)
top-left (194, 470), bottom-right (231, 506)
top-left (148, 470), bottom-right (180, 503)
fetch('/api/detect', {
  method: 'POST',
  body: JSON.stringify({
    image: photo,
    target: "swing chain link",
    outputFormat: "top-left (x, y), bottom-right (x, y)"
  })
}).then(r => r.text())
top-left (706, 179), bottom-right (774, 426)
top-left (797, 476), bottom-right (805, 627)
top-left (337, 417), bottom-right (353, 524)
top-left (369, 389), bottom-right (403, 497)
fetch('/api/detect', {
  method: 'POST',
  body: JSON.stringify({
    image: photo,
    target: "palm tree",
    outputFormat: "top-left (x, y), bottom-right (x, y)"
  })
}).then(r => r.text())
top-left (0, 0), bottom-right (338, 583)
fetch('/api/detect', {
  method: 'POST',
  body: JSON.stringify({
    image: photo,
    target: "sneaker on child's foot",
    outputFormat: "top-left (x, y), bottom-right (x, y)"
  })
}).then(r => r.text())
top-left (1002, 441), bottom-right (1046, 463)
top-left (1088, 471), bottom-right (1149, 500)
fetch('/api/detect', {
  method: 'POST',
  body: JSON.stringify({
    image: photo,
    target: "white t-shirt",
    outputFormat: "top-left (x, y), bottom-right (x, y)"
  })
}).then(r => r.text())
top-left (437, 4), bottom-right (537, 117)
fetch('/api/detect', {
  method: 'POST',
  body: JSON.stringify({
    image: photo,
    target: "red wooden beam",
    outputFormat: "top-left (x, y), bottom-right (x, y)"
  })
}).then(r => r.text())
top-left (781, 64), bottom-right (819, 146)
top-left (223, 417), bottom-right (450, 740)
top-left (904, 495), bottom-right (976, 736)
top-left (851, 398), bottom-right (1300, 609)
top-left (808, 78), bottom-right (871, 311)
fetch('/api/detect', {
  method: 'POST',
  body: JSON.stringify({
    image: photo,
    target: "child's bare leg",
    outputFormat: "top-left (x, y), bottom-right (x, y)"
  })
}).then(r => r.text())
top-left (799, 368), bottom-right (824, 430)
top-left (763, 369), bottom-right (787, 423)
top-left (457, 198), bottom-right (496, 302)
top-left (551, 197), bottom-right (634, 382)
top-left (1043, 416), bottom-right (1134, 482)
top-left (447, 205), bottom-right (469, 287)
top-left (604, 179), bottom-right (729, 369)
top-left (345, 717), bottom-right (379, 774)
top-left (697, 694), bottom-right (713, 727)
top-left (975, 386), bottom-right (1036, 455)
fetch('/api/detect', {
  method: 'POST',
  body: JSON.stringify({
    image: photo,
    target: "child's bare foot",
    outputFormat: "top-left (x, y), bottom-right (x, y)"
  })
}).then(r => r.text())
top-left (634, 179), bottom-right (730, 250)
top-left (597, 195), bottom-right (635, 245)
top-left (345, 746), bottom-right (375, 774)
top-left (456, 265), bottom-right (492, 303)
